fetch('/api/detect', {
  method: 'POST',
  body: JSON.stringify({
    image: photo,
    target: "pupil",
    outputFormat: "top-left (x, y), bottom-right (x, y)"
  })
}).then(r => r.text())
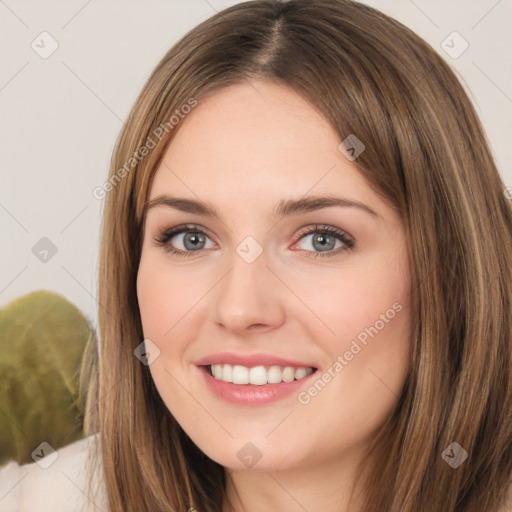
top-left (184, 232), bottom-right (205, 250)
top-left (313, 234), bottom-right (334, 251)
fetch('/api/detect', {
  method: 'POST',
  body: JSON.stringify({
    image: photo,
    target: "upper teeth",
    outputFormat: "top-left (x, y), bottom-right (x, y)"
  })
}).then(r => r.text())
top-left (209, 364), bottom-right (314, 385)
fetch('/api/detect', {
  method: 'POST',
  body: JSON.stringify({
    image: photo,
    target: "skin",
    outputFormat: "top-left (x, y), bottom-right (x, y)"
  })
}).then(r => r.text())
top-left (136, 80), bottom-right (412, 512)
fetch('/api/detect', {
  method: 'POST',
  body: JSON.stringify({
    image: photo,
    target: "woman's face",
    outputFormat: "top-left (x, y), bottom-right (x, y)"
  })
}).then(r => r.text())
top-left (137, 80), bottom-right (411, 472)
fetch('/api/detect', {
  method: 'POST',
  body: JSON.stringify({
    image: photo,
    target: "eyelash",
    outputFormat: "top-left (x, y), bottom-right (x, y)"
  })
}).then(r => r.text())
top-left (153, 224), bottom-right (355, 259)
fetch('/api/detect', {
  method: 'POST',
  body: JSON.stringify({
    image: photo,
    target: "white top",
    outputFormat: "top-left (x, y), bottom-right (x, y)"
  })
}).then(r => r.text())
top-left (0, 435), bottom-right (107, 512)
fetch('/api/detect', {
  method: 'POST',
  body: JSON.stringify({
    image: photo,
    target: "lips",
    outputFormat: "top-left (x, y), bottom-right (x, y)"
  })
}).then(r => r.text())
top-left (195, 352), bottom-right (318, 405)
top-left (195, 352), bottom-right (318, 369)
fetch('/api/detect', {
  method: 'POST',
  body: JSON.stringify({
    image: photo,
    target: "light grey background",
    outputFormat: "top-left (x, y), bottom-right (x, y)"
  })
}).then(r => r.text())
top-left (1, 0), bottom-right (511, 328)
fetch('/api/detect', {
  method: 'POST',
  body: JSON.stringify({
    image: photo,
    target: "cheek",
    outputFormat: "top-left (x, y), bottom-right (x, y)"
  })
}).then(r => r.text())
top-left (136, 254), bottom-right (200, 414)
top-left (295, 247), bottom-right (412, 424)
top-left (289, 255), bottom-right (411, 455)
top-left (295, 251), bottom-right (411, 357)
top-left (136, 252), bottom-right (206, 339)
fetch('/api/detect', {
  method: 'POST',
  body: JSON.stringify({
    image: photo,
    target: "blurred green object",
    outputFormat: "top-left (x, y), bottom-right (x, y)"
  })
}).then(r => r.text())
top-left (0, 290), bottom-right (91, 465)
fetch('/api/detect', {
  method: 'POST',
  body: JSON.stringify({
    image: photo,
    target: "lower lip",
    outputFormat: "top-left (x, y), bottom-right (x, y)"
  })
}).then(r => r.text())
top-left (197, 366), bottom-right (317, 406)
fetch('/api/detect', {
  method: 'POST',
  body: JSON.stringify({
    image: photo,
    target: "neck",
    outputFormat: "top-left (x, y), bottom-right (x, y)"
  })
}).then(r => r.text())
top-left (222, 445), bottom-right (371, 512)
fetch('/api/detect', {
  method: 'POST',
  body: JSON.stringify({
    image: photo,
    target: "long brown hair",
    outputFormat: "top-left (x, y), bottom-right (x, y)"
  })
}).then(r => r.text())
top-left (81, 1), bottom-right (512, 510)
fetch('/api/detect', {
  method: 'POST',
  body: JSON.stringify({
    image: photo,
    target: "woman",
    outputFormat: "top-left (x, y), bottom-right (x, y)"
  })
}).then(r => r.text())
top-left (1, 1), bottom-right (511, 511)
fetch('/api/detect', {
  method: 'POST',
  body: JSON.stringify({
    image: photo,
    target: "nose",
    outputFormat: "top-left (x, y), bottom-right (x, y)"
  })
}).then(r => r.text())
top-left (213, 248), bottom-right (286, 336)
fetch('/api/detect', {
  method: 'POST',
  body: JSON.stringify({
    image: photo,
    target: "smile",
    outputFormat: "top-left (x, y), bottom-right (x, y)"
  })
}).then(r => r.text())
top-left (207, 364), bottom-right (314, 385)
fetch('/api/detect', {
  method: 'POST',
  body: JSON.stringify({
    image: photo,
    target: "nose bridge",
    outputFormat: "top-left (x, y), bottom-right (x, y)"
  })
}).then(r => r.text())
top-left (213, 240), bottom-right (285, 333)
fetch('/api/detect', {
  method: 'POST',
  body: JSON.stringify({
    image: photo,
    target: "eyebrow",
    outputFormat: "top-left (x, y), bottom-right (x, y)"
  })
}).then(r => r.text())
top-left (144, 194), bottom-right (379, 220)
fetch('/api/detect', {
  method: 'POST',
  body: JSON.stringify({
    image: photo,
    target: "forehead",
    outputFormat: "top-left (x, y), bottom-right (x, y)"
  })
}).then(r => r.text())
top-left (148, 81), bottom-right (384, 216)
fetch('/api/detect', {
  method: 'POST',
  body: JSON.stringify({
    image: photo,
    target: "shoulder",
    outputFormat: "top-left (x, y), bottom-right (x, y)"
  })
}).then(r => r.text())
top-left (0, 434), bottom-right (107, 512)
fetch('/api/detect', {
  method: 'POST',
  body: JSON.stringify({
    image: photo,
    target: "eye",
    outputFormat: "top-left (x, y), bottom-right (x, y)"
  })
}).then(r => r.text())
top-left (153, 223), bottom-right (355, 259)
top-left (153, 224), bottom-right (215, 257)
top-left (291, 225), bottom-right (355, 259)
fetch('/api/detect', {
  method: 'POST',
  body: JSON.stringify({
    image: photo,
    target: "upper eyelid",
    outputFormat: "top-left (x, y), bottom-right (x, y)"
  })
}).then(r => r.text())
top-left (155, 224), bottom-right (216, 242)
